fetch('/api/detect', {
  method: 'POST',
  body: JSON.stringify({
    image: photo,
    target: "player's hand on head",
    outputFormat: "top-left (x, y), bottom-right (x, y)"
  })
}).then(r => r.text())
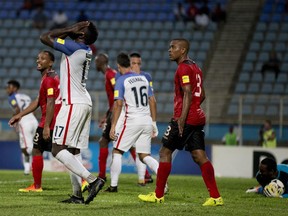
top-left (70, 21), bottom-right (89, 35)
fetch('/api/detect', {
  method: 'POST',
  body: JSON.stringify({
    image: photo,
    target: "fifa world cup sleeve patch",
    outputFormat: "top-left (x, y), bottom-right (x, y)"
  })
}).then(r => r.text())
top-left (56, 38), bottom-right (65, 45)
top-left (182, 75), bottom-right (190, 83)
top-left (11, 99), bottom-right (17, 106)
top-left (110, 78), bottom-right (115, 85)
top-left (149, 81), bottom-right (153, 87)
top-left (114, 90), bottom-right (119, 98)
top-left (47, 88), bottom-right (54, 96)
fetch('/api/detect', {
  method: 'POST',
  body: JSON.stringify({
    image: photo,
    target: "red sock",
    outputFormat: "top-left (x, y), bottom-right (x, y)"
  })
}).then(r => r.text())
top-left (200, 161), bottom-right (220, 198)
top-left (155, 162), bottom-right (171, 198)
top-left (129, 148), bottom-right (136, 161)
top-left (98, 148), bottom-right (109, 179)
top-left (32, 155), bottom-right (43, 188)
top-left (145, 169), bottom-right (151, 178)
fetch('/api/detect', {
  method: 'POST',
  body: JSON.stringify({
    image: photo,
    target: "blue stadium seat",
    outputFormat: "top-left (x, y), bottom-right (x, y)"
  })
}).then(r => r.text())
top-left (251, 73), bottom-right (263, 82)
top-left (235, 83), bottom-right (246, 93)
top-left (264, 73), bottom-right (276, 83)
top-left (273, 84), bottom-right (285, 94)
top-left (260, 14), bottom-right (270, 22)
top-left (254, 105), bottom-right (266, 115)
top-left (276, 73), bottom-right (288, 83)
top-left (258, 52), bottom-right (269, 62)
top-left (242, 62), bottom-right (254, 71)
top-left (247, 83), bottom-right (260, 93)
top-left (242, 105), bottom-right (252, 115)
top-left (246, 52), bottom-right (257, 62)
top-left (262, 42), bottom-right (273, 51)
top-left (261, 83), bottom-right (273, 94)
top-left (256, 22), bottom-right (267, 31)
top-left (274, 42), bottom-right (286, 52)
top-left (239, 73), bottom-right (250, 82)
top-left (268, 23), bottom-right (279, 31)
top-left (243, 95), bottom-right (256, 104)
top-left (271, 14), bottom-right (282, 22)
top-left (265, 32), bottom-right (277, 41)
top-left (250, 42), bottom-right (260, 51)
top-left (257, 95), bottom-right (268, 104)
top-left (228, 104), bottom-right (238, 115)
top-left (266, 105), bottom-right (278, 115)
top-left (253, 32), bottom-right (264, 41)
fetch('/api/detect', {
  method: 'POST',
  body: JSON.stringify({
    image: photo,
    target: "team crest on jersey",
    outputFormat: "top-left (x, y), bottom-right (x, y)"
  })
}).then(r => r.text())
top-left (111, 78), bottom-right (115, 85)
top-left (47, 88), bottom-right (54, 95)
top-left (11, 99), bottom-right (16, 106)
top-left (114, 90), bottom-right (119, 97)
top-left (56, 38), bottom-right (65, 45)
top-left (182, 75), bottom-right (190, 83)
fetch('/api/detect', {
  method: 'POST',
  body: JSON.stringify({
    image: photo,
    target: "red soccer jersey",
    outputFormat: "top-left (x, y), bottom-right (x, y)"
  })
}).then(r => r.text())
top-left (105, 67), bottom-right (117, 111)
top-left (173, 59), bottom-right (206, 125)
top-left (38, 72), bottom-right (61, 129)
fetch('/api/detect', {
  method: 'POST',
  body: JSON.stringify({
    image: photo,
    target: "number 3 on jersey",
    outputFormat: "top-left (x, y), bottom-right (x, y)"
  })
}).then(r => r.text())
top-left (194, 74), bottom-right (202, 97)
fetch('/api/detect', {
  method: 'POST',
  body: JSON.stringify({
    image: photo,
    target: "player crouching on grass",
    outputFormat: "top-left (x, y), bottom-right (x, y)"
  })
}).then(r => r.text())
top-left (246, 158), bottom-right (288, 198)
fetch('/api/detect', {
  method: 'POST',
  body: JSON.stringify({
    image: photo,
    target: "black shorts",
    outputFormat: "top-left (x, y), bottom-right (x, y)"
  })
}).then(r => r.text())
top-left (161, 119), bottom-right (205, 152)
top-left (102, 111), bottom-right (112, 141)
top-left (33, 127), bottom-right (53, 152)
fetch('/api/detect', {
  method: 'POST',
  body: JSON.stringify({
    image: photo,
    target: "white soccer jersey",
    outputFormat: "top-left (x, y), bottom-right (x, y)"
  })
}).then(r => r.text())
top-left (114, 72), bottom-right (153, 125)
top-left (8, 92), bottom-right (37, 123)
top-left (54, 38), bottom-right (92, 106)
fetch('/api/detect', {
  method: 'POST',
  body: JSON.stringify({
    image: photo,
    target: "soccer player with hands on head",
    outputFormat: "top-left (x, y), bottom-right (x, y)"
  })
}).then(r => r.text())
top-left (40, 21), bottom-right (104, 204)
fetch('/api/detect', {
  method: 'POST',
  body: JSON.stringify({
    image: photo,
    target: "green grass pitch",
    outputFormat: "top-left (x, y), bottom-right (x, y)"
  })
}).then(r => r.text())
top-left (0, 170), bottom-right (287, 216)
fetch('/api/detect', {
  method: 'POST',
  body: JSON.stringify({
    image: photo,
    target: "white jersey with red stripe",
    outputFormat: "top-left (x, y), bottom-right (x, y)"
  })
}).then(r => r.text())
top-left (114, 72), bottom-right (153, 125)
top-left (8, 92), bottom-right (38, 127)
top-left (53, 38), bottom-right (92, 106)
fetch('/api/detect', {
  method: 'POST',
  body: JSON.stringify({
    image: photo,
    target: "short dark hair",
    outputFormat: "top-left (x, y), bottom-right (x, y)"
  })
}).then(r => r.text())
top-left (261, 158), bottom-right (277, 172)
top-left (84, 22), bottom-right (98, 45)
top-left (130, 52), bottom-right (141, 58)
top-left (172, 38), bottom-right (190, 54)
top-left (42, 50), bottom-right (55, 62)
top-left (7, 80), bottom-right (20, 89)
top-left (117, 52), bottom-right (130, 68)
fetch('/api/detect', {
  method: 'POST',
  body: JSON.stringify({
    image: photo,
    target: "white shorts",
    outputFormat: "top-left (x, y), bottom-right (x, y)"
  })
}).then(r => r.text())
top-left (113, 120), bottom-right (152, 153)
top-left (53, 104), bottom-right (91, 149)
top-left (18, 115), bottom-right (38, 150)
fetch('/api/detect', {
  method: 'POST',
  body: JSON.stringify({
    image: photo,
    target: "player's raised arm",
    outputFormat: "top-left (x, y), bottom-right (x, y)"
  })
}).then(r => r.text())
top-left (9, 97), bottom-right (39, 127)
top-left (40, 21), bottom-right (90, 48)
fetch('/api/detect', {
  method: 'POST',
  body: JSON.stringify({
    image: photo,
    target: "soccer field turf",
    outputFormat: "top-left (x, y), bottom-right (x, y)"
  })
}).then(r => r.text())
top-left (0, 170), bottom-right (287, 216)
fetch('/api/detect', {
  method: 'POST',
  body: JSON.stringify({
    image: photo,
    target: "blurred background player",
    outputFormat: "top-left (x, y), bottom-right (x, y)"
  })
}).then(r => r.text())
top-left (9, 50), bottom-right (60, 192)
top-left (106, 52), bottom-right (160, 192)
top-left (40, 21), bottom-right (104, 204)
top-left (139, 39), bottom-right (223, 206)
top-left (222, 125), bottom-right (239, 146)
top-left (246, 158), bottom-right (288, 198)
top-left (262, 120), bottom-right (277, 148)
top-left (6, 80), bottom-right (38, 175)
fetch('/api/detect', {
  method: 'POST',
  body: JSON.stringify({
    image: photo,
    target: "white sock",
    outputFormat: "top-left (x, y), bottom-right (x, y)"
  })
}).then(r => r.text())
top-left (143, 156), bottom-right (159, 174)
top-left (22, 153), bottom-right (30, 174)
top-left (110, 153), bottom-right (122, 187)
top-left (69, 153), bottom-right (83, 197)
top-left (55, 149), bottom-right (96, 183)
top-left (136, 155), bottom-right (146, 182)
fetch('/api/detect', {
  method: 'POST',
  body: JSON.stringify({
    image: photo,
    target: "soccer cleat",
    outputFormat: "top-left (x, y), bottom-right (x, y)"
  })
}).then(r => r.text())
top-left (61, 195), bottom-right (84, 204)
top-left (18, 184), bottom-right (43, 192)
top-left (85, 177), bottom-right (105, 204)
top-left (202, 197), bottom-right (224, 206)
top-left (138, 180), bottom-right (146, 187)
top-left (145, 175), bottom-right (153, 184)
top-left (81, 180), bottom-right (89, 193)
top-left (138, 192), bottom-right (164, 203)
top-left (104, 186), bottom-right (118, 192)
